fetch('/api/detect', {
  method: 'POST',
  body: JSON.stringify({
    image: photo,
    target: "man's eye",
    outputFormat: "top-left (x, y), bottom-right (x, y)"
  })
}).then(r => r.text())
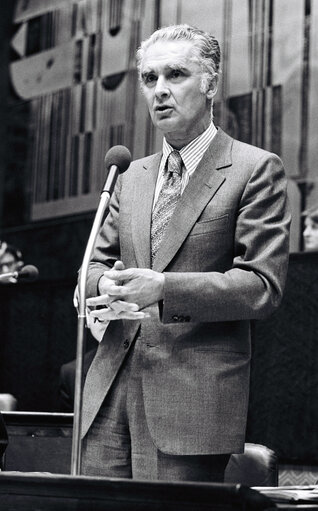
top-left (170, 70), bottom-right (183, 79)
top-left (144, 74), bottom-right (157, 84)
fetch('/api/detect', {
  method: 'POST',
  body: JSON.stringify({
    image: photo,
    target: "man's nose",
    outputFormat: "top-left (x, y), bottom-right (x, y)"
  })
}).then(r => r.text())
top-left (155, 76), bottom-right (170, 98)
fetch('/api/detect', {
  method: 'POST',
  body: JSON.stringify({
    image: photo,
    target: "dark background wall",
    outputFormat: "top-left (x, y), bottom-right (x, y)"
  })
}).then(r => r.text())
top-left (247, 252), bottom-right (318, 464)
top-left (0, 0), bottom-right (17, 227)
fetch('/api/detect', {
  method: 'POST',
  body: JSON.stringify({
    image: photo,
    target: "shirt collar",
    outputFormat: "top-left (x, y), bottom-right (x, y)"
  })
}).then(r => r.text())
top-left (162, 122), bottom-right (217, 175)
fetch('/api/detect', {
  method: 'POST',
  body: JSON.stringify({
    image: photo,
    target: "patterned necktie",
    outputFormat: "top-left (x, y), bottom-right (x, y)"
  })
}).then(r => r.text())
top-left (151, 150), bottom-right (183, 265)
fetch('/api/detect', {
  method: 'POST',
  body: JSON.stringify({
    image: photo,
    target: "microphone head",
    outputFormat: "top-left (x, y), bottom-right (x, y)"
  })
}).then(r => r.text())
top-left (104, 145), bottom-right (131, 174)
top-left (18, 265), bottom-right (39, 282)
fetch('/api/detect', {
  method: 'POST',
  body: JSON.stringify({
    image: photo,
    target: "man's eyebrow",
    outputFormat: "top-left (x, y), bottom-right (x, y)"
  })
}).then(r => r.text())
top-left (166, 63), bottom-right (188, 72)
top-left (141, 63), bottom-right (190, 80)
top-left (141, 70), bottom-right (155, 80)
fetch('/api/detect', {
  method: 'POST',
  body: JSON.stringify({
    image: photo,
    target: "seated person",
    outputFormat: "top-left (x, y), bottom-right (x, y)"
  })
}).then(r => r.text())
top-left (0, 242), bottom-right (22, 409)
top-left (0, 242), bottom-right (24, 284)
top-left (303, 206), bottom-right (318, 251)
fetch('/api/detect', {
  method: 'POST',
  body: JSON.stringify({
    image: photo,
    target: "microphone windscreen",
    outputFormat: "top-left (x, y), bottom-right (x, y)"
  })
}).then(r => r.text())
top-left (104, 145), bottom-right (131, 173)
top-left (18, 265), bottom-right (39, 282)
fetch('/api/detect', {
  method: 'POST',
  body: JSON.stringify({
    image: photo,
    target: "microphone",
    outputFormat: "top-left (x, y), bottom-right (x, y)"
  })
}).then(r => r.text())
top-left (71, 144), bottom-right (131, 475)
top-left (102, 145), bottom-right (131, 195)
top-left (0, 264), bottom-right (39, 283)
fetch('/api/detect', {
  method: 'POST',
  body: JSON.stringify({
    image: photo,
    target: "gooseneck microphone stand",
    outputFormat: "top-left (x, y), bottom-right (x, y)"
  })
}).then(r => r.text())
top-left (70, 188), bottom-right (110, 476)
top-left (71, 146), bottom-right (131, 475)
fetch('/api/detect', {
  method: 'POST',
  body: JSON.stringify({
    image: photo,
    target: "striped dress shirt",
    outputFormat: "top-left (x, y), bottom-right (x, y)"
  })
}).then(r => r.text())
top-left (153, 122), bottom-right (217, 206)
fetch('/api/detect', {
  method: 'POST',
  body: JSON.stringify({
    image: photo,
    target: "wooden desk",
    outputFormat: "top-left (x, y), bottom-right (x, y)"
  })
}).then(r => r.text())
top-left (0, 472), bottom-right (276, 510)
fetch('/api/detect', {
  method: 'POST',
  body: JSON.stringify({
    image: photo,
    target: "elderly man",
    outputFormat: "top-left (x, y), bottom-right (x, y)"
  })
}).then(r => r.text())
top-left (80, 24), bottom-right (290, 482)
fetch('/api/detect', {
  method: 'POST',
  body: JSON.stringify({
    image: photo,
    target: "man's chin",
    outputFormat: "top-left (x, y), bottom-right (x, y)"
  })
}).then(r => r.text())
top-left (153, 117), bottom-right (180, 133)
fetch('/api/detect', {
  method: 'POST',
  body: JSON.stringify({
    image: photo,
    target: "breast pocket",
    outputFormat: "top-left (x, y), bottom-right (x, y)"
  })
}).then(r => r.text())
top-left (189, 213), bottom-right (229, 236)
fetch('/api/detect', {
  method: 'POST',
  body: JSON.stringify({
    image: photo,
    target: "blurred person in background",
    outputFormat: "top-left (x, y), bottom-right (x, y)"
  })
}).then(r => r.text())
top-left (303, 206), bottom-right (318, 252)
top-left (0, 242), bottom-right (23, 284)
top-left (0, 241), bottom-right (22, 410)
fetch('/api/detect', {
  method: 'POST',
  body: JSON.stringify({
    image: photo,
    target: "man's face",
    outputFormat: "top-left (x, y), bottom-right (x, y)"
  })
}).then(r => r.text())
top-left (140, 40), bottom-right (216, 147)
top-left (0, 253), bottom-right (21, 274)
top-left (303, 217), bottom-right (318, 251)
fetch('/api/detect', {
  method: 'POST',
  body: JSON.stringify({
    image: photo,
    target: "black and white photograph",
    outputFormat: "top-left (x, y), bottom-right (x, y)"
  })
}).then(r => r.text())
top-left (0, 1), bottom-right (317, 509)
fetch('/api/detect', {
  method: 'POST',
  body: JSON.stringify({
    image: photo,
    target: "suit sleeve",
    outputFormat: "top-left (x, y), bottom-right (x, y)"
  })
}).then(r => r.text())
top-left (84, 177), bottom-right (122, 298)
top-left (161, 152), bottom-right (291, 323)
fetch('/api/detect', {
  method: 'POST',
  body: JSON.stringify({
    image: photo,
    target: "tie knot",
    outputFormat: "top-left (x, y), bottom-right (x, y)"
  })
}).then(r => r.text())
top-left (167, 150), bottom-right (183, 176)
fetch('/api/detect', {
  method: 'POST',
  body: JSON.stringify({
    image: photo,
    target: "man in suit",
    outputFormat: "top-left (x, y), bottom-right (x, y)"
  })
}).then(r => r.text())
top-left (80, 24), bottom-right (291, 481)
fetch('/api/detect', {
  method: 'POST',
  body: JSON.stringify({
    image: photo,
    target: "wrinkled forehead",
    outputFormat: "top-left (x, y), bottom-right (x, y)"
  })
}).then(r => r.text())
top-left (141, 39), bottom-right (200, 71)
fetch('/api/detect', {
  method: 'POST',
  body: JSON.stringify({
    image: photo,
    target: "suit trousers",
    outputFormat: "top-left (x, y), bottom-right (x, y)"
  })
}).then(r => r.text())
top-left (81, 335), bottom-right (230, 481)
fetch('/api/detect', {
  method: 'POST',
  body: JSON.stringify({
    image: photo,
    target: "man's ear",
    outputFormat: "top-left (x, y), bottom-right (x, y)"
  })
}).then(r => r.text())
top-left (206, 76), bottom-right (218, 99)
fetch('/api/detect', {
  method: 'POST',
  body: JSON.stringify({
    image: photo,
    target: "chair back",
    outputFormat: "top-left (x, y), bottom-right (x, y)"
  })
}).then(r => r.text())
top-left (225, 443), bottom-right (278, 487)
top-left (0, 394), bottom-right (17, 411)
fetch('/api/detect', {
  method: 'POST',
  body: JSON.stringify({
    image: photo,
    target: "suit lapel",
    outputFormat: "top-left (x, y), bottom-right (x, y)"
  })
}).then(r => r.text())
top-left (153, 128), bottom-right (233, 272)
top-left (132, 152), bottom-right (161, 268)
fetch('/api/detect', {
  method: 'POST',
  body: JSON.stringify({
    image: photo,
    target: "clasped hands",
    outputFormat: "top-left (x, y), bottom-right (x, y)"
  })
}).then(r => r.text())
top-left (86, 260), bottom-right (165, 321)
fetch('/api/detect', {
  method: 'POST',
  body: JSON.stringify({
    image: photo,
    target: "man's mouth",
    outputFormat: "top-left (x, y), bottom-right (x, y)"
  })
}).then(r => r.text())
top-left (155, 105), bottom-right (173, 112)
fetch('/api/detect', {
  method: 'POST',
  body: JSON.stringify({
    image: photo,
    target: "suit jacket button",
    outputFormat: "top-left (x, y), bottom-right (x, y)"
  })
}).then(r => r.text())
top-left (172, 315), bottom-right (179, 322)
top-left (185, 316), bottom-right (190, 322)
top-left (123, 339), bottom-right (129, 349)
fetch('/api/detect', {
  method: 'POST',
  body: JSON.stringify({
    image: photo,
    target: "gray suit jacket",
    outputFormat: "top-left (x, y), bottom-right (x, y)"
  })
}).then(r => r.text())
top-left (81, 128), bottom-right (290, 455)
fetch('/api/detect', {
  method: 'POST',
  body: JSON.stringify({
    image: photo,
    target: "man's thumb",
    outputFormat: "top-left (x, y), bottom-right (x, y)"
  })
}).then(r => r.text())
top-left (107, 269), bottom-right (128, 281)
top-left (113, 260), bottom-right (125, 271)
